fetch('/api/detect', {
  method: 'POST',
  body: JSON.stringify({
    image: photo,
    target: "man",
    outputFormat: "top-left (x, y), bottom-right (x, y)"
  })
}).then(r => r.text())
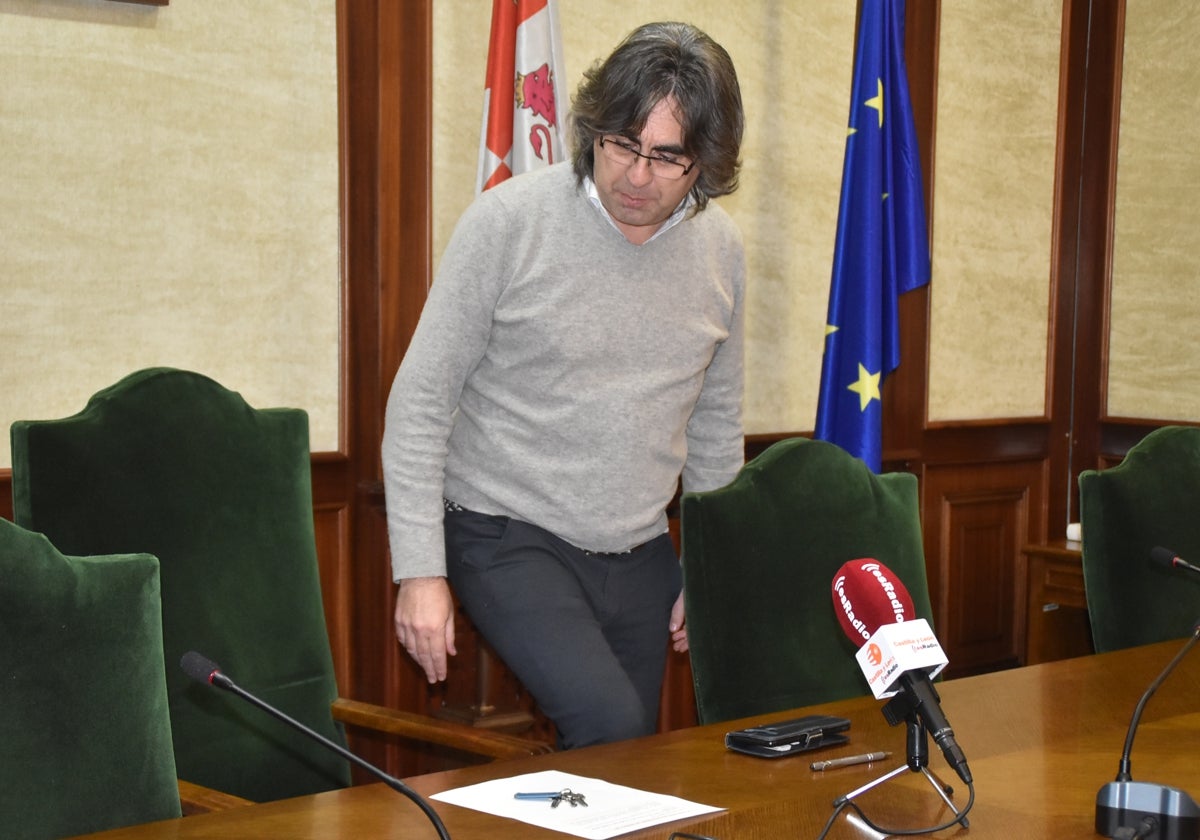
top-left (383, 21), bottom-right (746, 748)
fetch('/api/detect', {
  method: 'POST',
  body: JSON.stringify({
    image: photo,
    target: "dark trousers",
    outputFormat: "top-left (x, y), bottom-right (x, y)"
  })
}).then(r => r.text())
top-left (444, 507), bottom-right (681, 749)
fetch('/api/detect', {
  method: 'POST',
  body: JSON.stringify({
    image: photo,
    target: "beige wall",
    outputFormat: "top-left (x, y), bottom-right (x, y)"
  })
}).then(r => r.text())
top-left (0, 0), bottom-right (339, 468)
top-left (927, 2), bottom-right (1060, 422)
top-left (1109, 1), bottom-right (1200, 421)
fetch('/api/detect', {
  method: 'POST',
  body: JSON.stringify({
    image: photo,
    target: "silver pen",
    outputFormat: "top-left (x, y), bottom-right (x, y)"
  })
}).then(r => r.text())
top-left (810, 751), bottom-right (891, 771)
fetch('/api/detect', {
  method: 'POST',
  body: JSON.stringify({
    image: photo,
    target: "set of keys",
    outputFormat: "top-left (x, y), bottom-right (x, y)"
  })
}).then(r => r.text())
top-left (514, 788), bottom-right (589, 808)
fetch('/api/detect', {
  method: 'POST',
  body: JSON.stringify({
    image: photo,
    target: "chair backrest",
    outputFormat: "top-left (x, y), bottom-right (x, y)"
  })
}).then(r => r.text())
top-left (0, 517), bottom-right (181, 839)
top-left (10, 367), bottom-right (351, 802)
top-left (1078, 425), bottom-right (1200, 653)
top-left (680, 437), bottom-right (936, 725)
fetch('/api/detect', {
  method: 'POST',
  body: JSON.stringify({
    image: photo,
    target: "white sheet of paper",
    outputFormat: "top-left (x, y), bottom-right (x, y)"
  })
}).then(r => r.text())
top-left (430, 769), bottom-right (725, 839)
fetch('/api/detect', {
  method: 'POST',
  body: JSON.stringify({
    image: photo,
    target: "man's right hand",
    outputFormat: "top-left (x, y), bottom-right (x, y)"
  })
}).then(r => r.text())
top-left (394, 576), bottom-right (457, 683)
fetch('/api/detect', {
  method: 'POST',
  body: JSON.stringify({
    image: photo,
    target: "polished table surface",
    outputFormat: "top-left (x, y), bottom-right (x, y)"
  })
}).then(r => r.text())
top-left (79, 639), bottom-right (1200, 839)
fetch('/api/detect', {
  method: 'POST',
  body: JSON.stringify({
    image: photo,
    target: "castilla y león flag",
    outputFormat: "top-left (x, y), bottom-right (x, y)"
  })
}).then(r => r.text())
top-left (476, 0), bottom-right (568, 193)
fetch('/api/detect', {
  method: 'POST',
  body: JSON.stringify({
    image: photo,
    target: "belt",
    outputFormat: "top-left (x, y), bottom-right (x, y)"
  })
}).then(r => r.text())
top-left (443, 498), bottom-right (655, 556)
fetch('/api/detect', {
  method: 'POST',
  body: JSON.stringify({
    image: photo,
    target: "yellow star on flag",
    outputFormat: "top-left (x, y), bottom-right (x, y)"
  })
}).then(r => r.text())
top-left (847, 362), bottom-right (881, 411)
top-left (865, 78), bottom-right (884, 128)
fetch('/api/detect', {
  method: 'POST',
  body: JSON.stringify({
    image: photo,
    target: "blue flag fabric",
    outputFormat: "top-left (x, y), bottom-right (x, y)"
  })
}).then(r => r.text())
top-left (814, 0), bottom-right (930, 473)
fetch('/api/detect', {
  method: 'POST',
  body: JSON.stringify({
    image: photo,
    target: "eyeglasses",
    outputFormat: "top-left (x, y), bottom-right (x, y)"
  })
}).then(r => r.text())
top-left (597, 136), bottom-right (697, 180)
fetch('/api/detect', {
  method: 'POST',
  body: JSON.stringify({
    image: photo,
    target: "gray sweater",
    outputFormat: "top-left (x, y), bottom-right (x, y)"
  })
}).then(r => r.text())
top-left (383, 163), bottom-right (746, 580)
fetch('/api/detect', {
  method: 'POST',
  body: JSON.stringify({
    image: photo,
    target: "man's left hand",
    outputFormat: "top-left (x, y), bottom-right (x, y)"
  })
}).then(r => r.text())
top-left (669, 591), bottom-right (688, 652)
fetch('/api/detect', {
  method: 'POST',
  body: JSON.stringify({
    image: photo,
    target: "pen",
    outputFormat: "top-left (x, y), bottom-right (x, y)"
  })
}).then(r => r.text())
top-left (513, 789), bottom-right (588, 807)
top-left (810, 751), bottom-right (891, 771)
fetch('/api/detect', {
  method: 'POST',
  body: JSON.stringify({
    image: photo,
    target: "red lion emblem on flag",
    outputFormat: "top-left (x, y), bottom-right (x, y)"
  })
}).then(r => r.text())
top-left (515, 62), bottom-right (556, 162)
top-left (478, 0), bottom-right (564, 191)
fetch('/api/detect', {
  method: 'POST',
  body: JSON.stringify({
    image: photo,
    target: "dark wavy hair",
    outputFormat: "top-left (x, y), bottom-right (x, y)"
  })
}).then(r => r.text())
top-left (569, 22), bottom-right (744, 211)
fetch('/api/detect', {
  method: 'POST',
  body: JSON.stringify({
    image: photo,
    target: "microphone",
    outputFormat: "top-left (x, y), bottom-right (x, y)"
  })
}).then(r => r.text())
top-left (831, 559), bottom-right (972, 785)
top-left (180, 652), bottom-right (451, 840)
top-left (831, 560), bottom-right (939, 701)
top-left (832, 558), bottom-right (916, 644)
top-left (1151, 546), bottom-right (1200, 578)
top-left (1095, 624), bottom-right (1200, 840)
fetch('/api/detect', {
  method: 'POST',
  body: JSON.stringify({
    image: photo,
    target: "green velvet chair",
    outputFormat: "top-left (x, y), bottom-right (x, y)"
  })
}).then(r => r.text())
top-left (0, 517), bottom-right (181, 840)
top-left (10, 368), bottom-right (548, 806)
top-left (680, 437), bottom-right (936, 725)
top-left (1078, 425), bottom-right (1200, 653)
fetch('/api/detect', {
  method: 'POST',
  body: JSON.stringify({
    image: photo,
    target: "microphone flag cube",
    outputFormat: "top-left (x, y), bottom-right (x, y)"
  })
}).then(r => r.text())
top-left (856, 619), bottom-right (948, 699)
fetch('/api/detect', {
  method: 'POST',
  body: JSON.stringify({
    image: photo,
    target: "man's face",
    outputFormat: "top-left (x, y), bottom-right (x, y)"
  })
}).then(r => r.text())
top-left (591, 96), bottom-right (701, 246)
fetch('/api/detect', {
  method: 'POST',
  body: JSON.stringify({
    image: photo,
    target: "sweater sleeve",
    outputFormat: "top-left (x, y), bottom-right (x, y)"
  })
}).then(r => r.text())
top-left (681, 235), bottom-right (746, 495)
top-left (381, 193), bottom-right (510, 581)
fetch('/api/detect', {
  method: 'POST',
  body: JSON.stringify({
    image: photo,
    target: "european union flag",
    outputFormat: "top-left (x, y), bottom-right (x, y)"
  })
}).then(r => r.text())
top-left (814, 0), bottom-right (930, 473)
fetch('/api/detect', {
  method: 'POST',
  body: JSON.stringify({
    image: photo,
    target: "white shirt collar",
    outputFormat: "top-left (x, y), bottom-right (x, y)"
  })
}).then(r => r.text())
top-left (584, 176), bottom-right (696, 244)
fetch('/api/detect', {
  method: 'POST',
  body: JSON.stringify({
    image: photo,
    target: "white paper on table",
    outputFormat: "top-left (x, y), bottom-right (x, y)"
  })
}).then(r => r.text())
top-left (429, 769), bottom-right (725, 839)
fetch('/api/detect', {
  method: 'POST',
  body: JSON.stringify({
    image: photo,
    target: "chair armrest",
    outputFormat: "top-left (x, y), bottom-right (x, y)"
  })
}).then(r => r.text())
top-left (331, 697), bottom-right (553, 760)
top-left (178, 779), bottom-right (255, 815)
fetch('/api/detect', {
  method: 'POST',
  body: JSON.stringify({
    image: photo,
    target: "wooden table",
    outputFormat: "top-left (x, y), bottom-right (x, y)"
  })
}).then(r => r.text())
top-left (78, 639), bottom-right (1200, 839)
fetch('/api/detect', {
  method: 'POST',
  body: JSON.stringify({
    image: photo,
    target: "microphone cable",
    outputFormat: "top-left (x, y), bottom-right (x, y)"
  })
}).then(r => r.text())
top-left (815, 780), bottom-right (976, 840)
top-left (1114, 815), bottom-right (1159, 840)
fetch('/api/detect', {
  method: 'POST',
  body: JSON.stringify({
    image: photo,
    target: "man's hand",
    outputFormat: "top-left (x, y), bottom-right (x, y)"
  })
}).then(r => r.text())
top-left (394, 577), bottom-right (457, 683)
top-left (669, 590), bottom-right (689, 652)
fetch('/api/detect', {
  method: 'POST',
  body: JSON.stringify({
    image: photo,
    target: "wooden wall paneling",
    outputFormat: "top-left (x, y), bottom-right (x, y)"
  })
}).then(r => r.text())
top-left (1045, 0), bottom-right (1091, 536)
top-left (660, 516), bottom-right (698, 731)
top-left (0, 475), bottom-right (11, 523)
top-left (336, 0), bottom-right (386, 777)
top-left (372, 0), bottom-right (419, 737)
top-left (922, 457), bottom-right (1048, 676)
top-left (335, 0), bottom-right (378, 577)
top-left (658, 651), bottom-right (699, 732)
top-left (943, 488), bottom-right (1027, 671)
top-left (312, 457), bottom-right (354, 694)
top-left (1098, 422), bottom-right (1157, 467)
top-left (1051, 0), bottom-right (1126, 526)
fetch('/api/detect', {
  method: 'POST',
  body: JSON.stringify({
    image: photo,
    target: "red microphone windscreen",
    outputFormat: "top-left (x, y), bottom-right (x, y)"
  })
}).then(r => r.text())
top-left (831, 559), bottom-right (917, 646)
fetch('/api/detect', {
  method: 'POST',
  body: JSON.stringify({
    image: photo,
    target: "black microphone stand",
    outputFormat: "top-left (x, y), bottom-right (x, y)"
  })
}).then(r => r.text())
top-left (833, 694), bottom-right (969, 829)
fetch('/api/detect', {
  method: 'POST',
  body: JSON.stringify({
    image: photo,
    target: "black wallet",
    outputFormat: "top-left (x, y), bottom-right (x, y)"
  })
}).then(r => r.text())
top-left (724, 714), bottom-right (851, 759)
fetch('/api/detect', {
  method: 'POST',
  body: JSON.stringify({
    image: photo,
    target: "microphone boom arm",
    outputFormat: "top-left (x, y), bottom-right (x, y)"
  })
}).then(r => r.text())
top-left (1115, 624), bottom-right (1200, 783)
top-left (182, 653), bottom-right (451, 840)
